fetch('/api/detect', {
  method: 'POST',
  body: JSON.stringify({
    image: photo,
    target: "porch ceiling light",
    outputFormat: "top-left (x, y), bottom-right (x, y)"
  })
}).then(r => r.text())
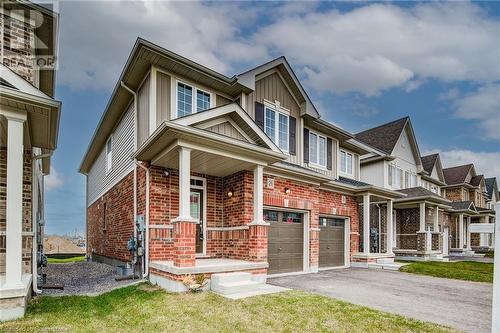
top-left (285, 187), bottom-right (291, 195)
top-left (227, 189), bottom-right (233, 197)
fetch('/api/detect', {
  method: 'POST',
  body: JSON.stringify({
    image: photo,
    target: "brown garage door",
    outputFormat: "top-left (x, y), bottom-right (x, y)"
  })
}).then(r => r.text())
top-left (266, 210), bottom-right (304, 275)
top-left (319, 217), bottom-right (345, 268)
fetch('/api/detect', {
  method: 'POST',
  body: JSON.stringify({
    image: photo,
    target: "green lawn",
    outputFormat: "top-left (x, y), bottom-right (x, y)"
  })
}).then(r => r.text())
top-left (399, 261), bottom-right (493, 283)
top-left (0, 283), bottom-right (457, 333)
top-left (47, 255), bottom-right (86, 264)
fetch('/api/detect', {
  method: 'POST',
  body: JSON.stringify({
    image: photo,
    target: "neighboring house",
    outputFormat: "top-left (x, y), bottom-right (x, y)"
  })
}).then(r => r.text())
top-left (355, 117), bottom-right (452, 260)
top-left (443, 165), bottom-right (496, 253)
top-left (0, 1), bottom-right (61, 320)
top-left (79, 38), bottom-right (403, 292)
top-left (484, 177), bottom-right (499, 249)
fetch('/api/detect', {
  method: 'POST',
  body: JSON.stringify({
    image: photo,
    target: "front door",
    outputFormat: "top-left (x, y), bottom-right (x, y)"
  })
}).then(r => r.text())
top-left (190, 189), bottom-right (204, 254)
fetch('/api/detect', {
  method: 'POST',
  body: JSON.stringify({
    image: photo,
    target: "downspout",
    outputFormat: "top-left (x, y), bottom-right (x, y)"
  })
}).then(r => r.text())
top-left (32, 150), bottom-right (51, 294)
top-left (120, 81), bottom-right (138, 269)
top-left (135, 162), bottom-right (150, 278)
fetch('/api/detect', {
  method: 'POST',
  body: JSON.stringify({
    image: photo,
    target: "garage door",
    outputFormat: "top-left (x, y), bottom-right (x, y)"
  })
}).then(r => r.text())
top-left (266, 210), bottom-right (304, 275)
top-left (319, 217), bottom-right (345, 268)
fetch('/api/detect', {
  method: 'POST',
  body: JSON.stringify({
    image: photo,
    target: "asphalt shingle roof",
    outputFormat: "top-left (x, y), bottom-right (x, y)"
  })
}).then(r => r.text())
top-left (397, 186), bottom-right (442, 199)
top-left (355, 117), bottom-right (408, 154)
top-left (470, 175), bottom-right (484, 187)
top-left (443, 164), bottom-right (473, 185)
top-left (421, 154), bottom-right (438, 175)
top-left (485, 178), bottom-right (497, 199)
top-left (337, 177), bottom-right (370, 188)
top-left (450, 201), bottom-right (475, 212)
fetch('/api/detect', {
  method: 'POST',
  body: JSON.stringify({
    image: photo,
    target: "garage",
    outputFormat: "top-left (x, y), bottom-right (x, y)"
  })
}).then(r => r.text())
top-left (319, 216), bottom-right (346, 268)
top-left (265, 209), bottom-right (304, 275)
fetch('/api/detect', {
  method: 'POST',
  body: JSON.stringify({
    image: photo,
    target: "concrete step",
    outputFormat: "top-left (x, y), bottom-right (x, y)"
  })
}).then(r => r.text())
top-left (222, 284), bottom-right (290, 300)
top-left (211, 272), bottom-right (253, 285)
top-left (211, 280), bottom-right (262, 295)
top-left (367, 262), bottom-right (404, 271)
top-left (376, 258), bottom-right (395, 264)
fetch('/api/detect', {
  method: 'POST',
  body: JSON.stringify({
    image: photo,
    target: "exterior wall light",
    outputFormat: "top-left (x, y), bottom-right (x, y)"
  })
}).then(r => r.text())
top-left (285, 187), bottom-right (291, 195)
top-left (227, 190), bottom-right (233, 197)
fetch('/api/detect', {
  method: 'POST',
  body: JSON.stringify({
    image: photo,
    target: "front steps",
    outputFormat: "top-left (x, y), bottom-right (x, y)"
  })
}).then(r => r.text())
top-left (367, 257), bottom-right (406, 271)
top-left (210, 272), bottom-right (288, 299)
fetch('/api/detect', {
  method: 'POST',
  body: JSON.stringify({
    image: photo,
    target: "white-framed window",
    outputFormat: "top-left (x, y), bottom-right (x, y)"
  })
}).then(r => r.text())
top-left (308, 131), bottom-right (327, 167)
top-left (264, 105), bottom-right (289, 152)
top-left (388, 164), bottom-right (403, 188)
top-left (340, 150), bottom-right (353, 174)
top-left (106, 136), bottom-right (113, 174)
top-left (404, 171), bottom-right (417, 188)
top-left (176, 81), bottom-right (211, 118)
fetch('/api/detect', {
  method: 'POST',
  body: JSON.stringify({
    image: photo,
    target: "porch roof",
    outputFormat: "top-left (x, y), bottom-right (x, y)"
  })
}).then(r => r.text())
top-left (324, 176), bottom-right (406, 200)
top-left (395, 187), bottom-right (452, 206)
top-left (449, 201), bottom-right (478, 215)
top-left (134, 120), bottom-right (287, 177)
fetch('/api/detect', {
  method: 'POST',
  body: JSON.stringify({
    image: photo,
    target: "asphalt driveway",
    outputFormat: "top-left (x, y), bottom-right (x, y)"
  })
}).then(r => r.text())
top-left (269, 268), bottom-right (492, 333)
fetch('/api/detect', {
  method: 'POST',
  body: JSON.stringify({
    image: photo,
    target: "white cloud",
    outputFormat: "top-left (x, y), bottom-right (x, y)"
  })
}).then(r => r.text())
top-left (58, 2), bottom-right (500, 97)
top-left (45, 167), bottom-right (64, 191)
top-left (450, 84), bottom-right (500, 140)
top-left (427, 149), bottom-right (500, 180)
top-left (254, 3), bottom-right (500, 95)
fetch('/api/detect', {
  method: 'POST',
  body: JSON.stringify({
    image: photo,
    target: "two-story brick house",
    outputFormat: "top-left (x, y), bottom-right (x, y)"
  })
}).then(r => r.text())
top-left (0, 1), bottom-right (61, 320)
top-left (79, 38), bottom-right (403, 293)
top-left (355, 117), bottom-right (453, 260)
top-left (442, 164), bottom-right (496, 254)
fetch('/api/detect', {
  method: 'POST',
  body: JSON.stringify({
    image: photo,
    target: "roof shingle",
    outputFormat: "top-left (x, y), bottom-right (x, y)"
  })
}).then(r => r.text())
top-left (443, 164), bottom-right (473, 185)
top-left (421, 154), bottom-right (438, 175)
top-left (355, 117), bottom-right (408, 154)
top-left (485, 178), bottom-right (498, 200)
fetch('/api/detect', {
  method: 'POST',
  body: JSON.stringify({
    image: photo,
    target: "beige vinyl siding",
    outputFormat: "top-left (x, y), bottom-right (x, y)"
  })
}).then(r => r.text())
top-left (87, 104), bottom-right (135, 206)
top-left (246, 72), bottom-right (302, 166)
top-left (137, 74), bottom-right (150, 146)
top-left (216, 94), bottom-right (232, 106)
top-left (206, 121), bottom-right (248, 142)
top-left (156, 71), bottom-right (171, 125)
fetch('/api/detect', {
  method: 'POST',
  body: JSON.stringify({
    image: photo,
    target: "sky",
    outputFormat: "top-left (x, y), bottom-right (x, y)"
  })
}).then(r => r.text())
top-left (44, 0), bottom-right (500, 236)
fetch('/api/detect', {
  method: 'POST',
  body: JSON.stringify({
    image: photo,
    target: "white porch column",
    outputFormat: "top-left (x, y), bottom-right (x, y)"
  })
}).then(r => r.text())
top-left (251, 164), bottom-right (264, 224)
top-left (466, 217), bottom-right (472, 250)
top-left (386, 199), bottom-right (393, 255)
top-left (4, 111), bottom-right (26, 289)
top-left (458, 214), bottom-right (464, 249)
top-left (419, 202), bottom-right (426, 232)
top-left (174, 147), bottom-right (194, 222)
top-left (433, 207), bottom-right (439, 232)
top-left (363, 194), bottom-right (370, 254)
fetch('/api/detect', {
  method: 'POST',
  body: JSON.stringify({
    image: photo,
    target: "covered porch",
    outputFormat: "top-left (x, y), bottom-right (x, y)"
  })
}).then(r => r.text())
top-left (134, 105), bottom-right (287, 291)
top-left (391, 187), bottom-right (452, 260)
top-left (470, 209), bottom-right (495, 252)
top-left (448, 201), bottom-right (478, 256)
top-left (0, 65), bottom-right (61, 320)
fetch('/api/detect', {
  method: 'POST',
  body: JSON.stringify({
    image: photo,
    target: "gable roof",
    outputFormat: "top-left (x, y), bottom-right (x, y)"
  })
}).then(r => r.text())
top-left (237, 57), bottom-right (320, 119)
top-left (450, 201), bottom-right (477, 213)
top-left (485, 177), bottom-right (499, 200)
top-left (421, 154), bottom-right (438, 175)
top-left (470, 175), bottom-right (484, 187)
top-left (443, 164), bottom-right (474, 185)
top-left (396, 186), bottom-right (451, 205)
top-left (171, 103), bottom-right (281, 153)
top-left (355, 117), bottom-right (409, 155)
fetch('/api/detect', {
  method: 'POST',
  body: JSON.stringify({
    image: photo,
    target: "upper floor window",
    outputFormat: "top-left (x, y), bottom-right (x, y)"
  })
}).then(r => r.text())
top-left (106, 136), bottom-right (113, 174)
top-left (388, 164), bottom-right (403, 188)
top-left (177, 81), bottom-right (211, 117)
top-left (264, 106), bottom-right (289, 152)
top-left (340, 150), bottom-right (353, 174)
top-left (404, 171), bottom-right (417, 188)
top-left (309, 132), bottom-right (326, 167)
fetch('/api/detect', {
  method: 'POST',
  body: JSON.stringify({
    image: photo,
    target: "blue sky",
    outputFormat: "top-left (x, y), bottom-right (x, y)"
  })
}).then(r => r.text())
top-left (45, 1), bottom-right (500, 235)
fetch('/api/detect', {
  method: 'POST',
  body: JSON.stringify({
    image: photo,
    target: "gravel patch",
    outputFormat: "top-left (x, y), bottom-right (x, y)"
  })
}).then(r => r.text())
top-left (43, 261), bottom-right (141, 296)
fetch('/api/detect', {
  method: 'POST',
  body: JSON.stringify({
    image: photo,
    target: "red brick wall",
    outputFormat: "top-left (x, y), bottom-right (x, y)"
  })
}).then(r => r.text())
top-left (1, 14), bottom-right (35, 84)
top-left (0, 148), bottom-right (33, 274)
top-left (445, 187), bottom-right (465, 202)
top-left (86, 171), bottom-right (134, 262)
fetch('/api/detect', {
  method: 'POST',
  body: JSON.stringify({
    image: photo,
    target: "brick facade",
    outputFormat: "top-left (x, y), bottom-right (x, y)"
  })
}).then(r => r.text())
top-left (86, 166), bottom-right (361, 273)
top-left (1, 13), bottom-right (35, 84)
top-left (0, 148), bottom-right (33, 275)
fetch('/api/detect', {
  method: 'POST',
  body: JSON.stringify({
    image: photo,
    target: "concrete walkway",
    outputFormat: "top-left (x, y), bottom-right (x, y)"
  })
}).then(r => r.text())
top-left (269, 268), bottom-right (492, 333)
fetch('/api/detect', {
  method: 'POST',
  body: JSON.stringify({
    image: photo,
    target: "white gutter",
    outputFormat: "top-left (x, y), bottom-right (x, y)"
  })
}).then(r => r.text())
top-left (135, 162), bottom-right (150, 278)
top-left (120, 81), bottom-right (138, 268)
